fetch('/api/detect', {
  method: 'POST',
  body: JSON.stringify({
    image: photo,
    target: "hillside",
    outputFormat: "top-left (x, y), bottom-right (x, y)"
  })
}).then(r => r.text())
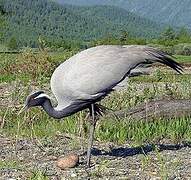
top-left (2, 0), bottom-right (162, 47)
top-left (119, 0), bottom-right (191, 29)
top-left (59, 0), bottom-right (191, 29)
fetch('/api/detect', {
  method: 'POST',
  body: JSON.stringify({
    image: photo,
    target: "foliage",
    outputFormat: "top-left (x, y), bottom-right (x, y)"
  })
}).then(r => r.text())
top-left (91, 30), bottom-right (147, 46)
top-left (0, 48), bottom-right (78, 83)
top-left (147, 27), bottom-right (191, 55)
top-left (0, 0), bottom-right (6, 41)
top-left (174, 43), bottom-right (191, 56)
top-left (0, 160), bottom-right (22, 171)
top-left (158, 27), bottom-right (191, 45)
top-left (0, 49), bottom-right (53, 81)
top-left (91, 27), bottom-right (191, 54)
top-left (60, 0), bottom-right (191, 29)
top-left (161, 27), bottom-right (176, 40)
top-left (7, 36), bottom-right (18, 50)
top-left (29, 170), bottom-right (49, 180)
top-left (177, 27), bottom-right (191, 43)
top-left (2, 0), bottom-right (163, 48)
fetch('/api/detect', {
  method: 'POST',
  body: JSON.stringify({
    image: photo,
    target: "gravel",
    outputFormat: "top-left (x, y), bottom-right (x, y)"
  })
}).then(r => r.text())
top-left (0, 135), bottom-right (191, 179)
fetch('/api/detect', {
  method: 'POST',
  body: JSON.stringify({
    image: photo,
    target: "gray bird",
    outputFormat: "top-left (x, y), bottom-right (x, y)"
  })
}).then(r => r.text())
top-left (24, 45), bottom-right (182, 167)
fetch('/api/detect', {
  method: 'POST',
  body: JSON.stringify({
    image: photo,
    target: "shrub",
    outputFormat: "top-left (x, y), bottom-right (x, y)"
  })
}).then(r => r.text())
top-left (147, 44), bottom-right (174, 55)
top-left (174, 43), bottom-right (191, 56)
top-left (1, 48), bottom-right (54, 81)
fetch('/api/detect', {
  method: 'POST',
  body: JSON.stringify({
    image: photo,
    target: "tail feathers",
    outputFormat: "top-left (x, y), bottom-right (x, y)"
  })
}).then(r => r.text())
top-left (145, 48), bottom-right (183, 74)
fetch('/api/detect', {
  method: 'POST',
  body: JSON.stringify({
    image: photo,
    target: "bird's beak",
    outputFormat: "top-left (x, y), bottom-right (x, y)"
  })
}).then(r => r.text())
top-left (17, 104), bottom-right (28, 115)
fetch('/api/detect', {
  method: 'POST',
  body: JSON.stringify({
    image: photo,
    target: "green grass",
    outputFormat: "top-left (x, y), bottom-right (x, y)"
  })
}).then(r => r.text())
top-left (175, 55), bottom-right (191, 63)
top-left (130, 69), bottom-right (191, 83)
top-left (28, 170), bottom-right (49, 180)
top-left (1, 51), bottom-right (191, 145)
top-left (0, 160), bottom-right (22, 170)
top-left (0, 49), bottom-right (78, 84)
top-left (2, 106), bottom-right (190, 144)
top-left (96, 117), bottom-right (191, 144)
top-left (1, 76), bottom-right (191, 145)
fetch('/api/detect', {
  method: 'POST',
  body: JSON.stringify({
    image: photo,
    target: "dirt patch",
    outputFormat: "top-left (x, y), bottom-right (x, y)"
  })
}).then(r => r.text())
top-left (0, 135), bottom-right (190, 179)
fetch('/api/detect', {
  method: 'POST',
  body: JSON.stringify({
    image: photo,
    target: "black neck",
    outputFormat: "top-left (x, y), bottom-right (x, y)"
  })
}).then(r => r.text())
top-left (42, 99), bottom-right (87, 119)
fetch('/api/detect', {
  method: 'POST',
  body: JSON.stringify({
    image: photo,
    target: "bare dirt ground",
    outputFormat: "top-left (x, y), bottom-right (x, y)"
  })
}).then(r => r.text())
top-left (0, 134), bottom-right (191, 179)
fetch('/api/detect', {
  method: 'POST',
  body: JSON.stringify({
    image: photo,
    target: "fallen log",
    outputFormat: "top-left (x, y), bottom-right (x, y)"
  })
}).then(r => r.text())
top-left (109, 99), bottom-right (191, 121)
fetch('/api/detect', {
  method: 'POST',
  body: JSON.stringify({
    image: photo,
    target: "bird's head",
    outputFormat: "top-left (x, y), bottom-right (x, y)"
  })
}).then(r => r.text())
top-left (24, 90), bottom-right (51, 110)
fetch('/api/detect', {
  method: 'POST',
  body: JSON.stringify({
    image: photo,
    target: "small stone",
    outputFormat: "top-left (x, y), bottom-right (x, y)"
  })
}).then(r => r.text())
top-left (71, 173), bottom-right (77, 177)
top-left (56, 153), bottom-right (79, 169)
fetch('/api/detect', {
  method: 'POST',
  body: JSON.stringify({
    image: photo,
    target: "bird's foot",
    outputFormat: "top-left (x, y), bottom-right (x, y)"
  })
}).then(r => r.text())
top-left (94, 104), bottom-right (113, 116)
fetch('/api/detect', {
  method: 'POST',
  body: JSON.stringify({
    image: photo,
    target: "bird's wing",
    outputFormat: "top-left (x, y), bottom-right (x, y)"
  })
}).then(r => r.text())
top-left (51, 45), bottom-right (182, 103)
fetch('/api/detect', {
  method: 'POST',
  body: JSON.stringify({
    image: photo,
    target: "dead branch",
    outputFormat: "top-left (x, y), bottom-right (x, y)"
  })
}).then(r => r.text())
top-left (109, 99), bottom-right (191, 121)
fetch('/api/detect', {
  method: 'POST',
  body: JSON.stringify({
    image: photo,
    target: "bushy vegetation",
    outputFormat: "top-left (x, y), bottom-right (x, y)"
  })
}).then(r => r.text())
top-left (1, 0), bottom-right (163, 48)
top-left (1, 0), bottom-right (191, 54)
top-left (152, 27), bottom-right (191, 55)
top-left (0, 48), bottom-right (78, 83)
top-left (0, 0), bottom-right (5, 41)
top-left (60, 0), bottom-right (191, 29)
top-left (91, 27), bottom-right (191, 56)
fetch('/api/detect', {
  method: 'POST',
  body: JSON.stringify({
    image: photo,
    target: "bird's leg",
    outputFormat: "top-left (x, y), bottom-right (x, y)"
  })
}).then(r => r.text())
top-left (87, 104), bottom-right (97, 168)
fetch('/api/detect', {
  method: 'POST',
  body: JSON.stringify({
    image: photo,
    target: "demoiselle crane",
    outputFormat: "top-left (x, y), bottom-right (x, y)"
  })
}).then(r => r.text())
top-left (23, 45), bottom-right (182, 167)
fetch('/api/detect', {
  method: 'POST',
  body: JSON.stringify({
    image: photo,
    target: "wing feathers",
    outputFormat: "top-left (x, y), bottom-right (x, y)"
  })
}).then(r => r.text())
top-left (144, 47), bottom-right (183, 74)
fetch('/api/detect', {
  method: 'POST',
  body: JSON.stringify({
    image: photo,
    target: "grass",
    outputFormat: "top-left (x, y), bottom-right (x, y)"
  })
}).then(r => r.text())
top-left (0, 159), bottom-right (49, 179)
top-left (0, 50), bottom-right (191, 144)
top-left (0, 159), bottom-right (22, 170)
top-left (29, 170), bottom-right (49, 180)
top-left (97, 117), bottom-right (190, 144)
top-left (1, 77), bottom-right (191, 145)
top-left (130, 69), bottom-right (191, 83)
top-left (0, 49), bottom-right (78, 84)
top-left (175, 55), bottom-right (191, 63)
top-left (2, 106), bottom-right (190, 144)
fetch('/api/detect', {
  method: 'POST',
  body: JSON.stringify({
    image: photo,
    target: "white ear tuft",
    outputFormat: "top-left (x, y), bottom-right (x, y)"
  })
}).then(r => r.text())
top-left (34, 93), bottom-right (51, 100)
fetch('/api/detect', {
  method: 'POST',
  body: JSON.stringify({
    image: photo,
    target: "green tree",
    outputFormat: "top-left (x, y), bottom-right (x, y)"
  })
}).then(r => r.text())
top-left (161, 26), bottom-right (176, 41)
top-left (2, 0), bottom-right (162, 48)
top-left (177, 27), bottom-right (191, 43)
top-left (7, 37), bottom-right (18, 50)
top-left (119, 31), bottom-right (129, 43)
top-left (38, 36), bottom-right (46, 51)
top-left (158, 26), bottom-right (178, 46)
top-left (0, 0), bottom-right (4, 14)
top-left (0, 0), bottom-right (5, 40)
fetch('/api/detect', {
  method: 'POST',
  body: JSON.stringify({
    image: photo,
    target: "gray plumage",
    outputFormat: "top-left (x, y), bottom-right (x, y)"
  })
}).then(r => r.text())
top-left (51, 45), bottom-right (181, 115)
